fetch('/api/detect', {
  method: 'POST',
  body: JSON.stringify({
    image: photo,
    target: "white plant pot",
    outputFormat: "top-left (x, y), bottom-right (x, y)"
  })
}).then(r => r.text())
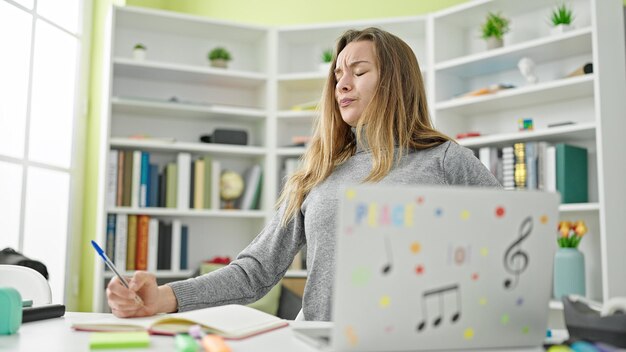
top-left (319, 62), bottom-right (332, 73)
top-left (551, 24), bottom-right (573, 35)
top-left (133, 48), bottom-right (146, 61)
top-left (486, 37), bottom-right (503, 50)
top-left (210, 59), bottom-right (229, 69)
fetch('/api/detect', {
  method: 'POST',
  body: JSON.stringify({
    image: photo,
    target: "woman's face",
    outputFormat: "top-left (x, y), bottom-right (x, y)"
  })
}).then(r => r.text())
top-left (334, 41), bottom-right (379, 127)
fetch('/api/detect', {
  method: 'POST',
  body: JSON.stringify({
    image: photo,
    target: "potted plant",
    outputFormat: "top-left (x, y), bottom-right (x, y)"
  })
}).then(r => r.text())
top-left (319, 48), bottom-right (333, 72)
top-left (133, 43), bottom-right (146, 61)
top-left (480, 12), bottom-right (510, 50)
top-left (550, 3), bottom-right (574, 34)
top-left (208, 47), bottom-right (232, 69)
top-left (553, 220), bottom-right (588, 299)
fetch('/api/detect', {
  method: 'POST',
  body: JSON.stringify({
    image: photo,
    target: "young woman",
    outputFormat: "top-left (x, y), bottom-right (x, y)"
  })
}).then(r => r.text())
top-left (106, 28), bottom-right (500, 321)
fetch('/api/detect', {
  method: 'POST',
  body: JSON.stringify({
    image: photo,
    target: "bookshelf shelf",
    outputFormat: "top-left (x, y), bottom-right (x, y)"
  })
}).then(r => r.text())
top-left (455, 122), bottom-right (596, 148)
top-left (277, 110), bottom-right (316, 120)
top-left (109, 138), bottom-right (267, 156)
top-left (559, 203), bottom-right (600, 213)
top-left (434, 27), bottom-right (592, 77)
top-left (113, 58), bottom-right (267, 88)
top-left (435, 75), bottom-right (594, 115)
top-left (108, 207), bottom-right (269, 219)
top-left (276, 147), bottom-right (306, 156)
top-left (277, 72), bottom-right (327, 81)
top-left (111, 97), bottom-right (267, 121)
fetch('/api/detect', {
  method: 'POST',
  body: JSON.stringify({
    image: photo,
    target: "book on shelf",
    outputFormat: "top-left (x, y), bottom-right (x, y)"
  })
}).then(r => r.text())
top-left (72, 304), bottom-right (288, 339)
top-left (171, 219), bottom-right (182, 272)
top-left (147, 218), bottom-right (159, 272)
top-left (211, 160), bottom-right (221, 209)
top-left (201, 155), bottom-right (213, 210)
top-left (122, 151), bottom-right (133, 207)
top-left (193, 158), bottom-right (205, 209)
top-left (131, 150), bottom-right (141, 208)
top-left (177, 153), bottom-right (191, 211)
top-left (114, 214), bottom-right (127, 272)
top-left (180, 225), bottom-right (188, 270)
top-left (525, 142), bottom-right (538, 190)
top-left (135, 215), bottom-right (149, 271)
top-left (106, 150), bottom-right (118, 208)
top-left (166, 163), bottom-right (178, 209)
top-left (556, 144), bottom-right (588, 204)
top-left (148, 164), bottom-right (159, 207)
top-left (105, 214), bottom-right (116, 270)
top-left (116, 151), bottom-right (124, 206)
top-left (139, 152), bottom-right (150, 207)
top-left (157, 221), bottom-right (172, 270)
top-left (239, 164), bottom-right (263, 210)
top-left (126, 215), bottom-right (137, 271)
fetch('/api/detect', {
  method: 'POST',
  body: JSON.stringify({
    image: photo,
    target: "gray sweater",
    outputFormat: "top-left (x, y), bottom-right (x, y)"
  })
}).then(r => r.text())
top-left (168, 141), bottom-right (501, 321)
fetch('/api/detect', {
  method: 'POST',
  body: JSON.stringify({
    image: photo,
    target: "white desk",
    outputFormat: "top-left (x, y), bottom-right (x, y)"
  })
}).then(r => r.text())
top-left (0, 312), bottom-right (551, 352)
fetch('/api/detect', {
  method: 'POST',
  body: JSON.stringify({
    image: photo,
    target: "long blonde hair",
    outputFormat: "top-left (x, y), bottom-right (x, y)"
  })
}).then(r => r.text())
top-left (278, 27), bottom-right (451, 226)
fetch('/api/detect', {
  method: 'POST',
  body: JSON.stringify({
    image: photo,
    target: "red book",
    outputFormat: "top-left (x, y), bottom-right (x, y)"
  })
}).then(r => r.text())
top-left (135, 215), bottom-right (150, 270)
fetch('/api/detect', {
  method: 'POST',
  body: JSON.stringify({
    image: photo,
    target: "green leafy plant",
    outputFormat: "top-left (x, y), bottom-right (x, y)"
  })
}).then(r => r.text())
top-left (134, 43), bottom-right (146, 50)
top-left (322, 49), bottom-right (333, 63)
top-left (481, 12), bottom-right (510, 40)
top-left (551, 3), bottom-right (574, 26)
top-left (208, 47), bottom-right (232, 61)
top-left (557, 220), bottom-right (588, 248)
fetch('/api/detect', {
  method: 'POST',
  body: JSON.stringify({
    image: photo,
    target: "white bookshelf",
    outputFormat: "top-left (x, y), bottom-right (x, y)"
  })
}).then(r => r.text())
top-left (94, 1), bottom-right (626, 313)
top-left (430, 0), bottom-right (626, 306)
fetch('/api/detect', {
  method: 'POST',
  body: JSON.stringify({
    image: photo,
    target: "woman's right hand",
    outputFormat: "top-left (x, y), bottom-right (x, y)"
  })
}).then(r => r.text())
top-left (106, 271), bottom-right (160, 318)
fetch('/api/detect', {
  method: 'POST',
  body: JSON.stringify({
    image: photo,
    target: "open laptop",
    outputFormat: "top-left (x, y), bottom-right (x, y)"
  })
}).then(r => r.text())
top-left (293, 185), bottom-right (558, 351)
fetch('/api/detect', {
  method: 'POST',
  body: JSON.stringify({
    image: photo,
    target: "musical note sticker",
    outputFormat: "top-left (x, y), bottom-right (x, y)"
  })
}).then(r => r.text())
top-left (503, 217), bottom-right (533, 289)
top-left (381, 234), bottom-right (393, 274)
top-left (416, 284), bottom-right (461, 332)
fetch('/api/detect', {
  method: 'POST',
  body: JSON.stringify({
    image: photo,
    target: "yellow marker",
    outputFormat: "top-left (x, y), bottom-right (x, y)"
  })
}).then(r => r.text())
top-left (345, 326), bottom-right (358, 346)
top-left (540, 215), bottom-right (549, 224)
top-left (479, 297), bottom-right (488, 306)
top-left (346, 189), bottom-right (356, 200)
top-left (501, 314), bottom-right (509, 325)
top-left (410, 242), bottom-right (421, 254)
top-left (460, 210), bottom-right (470, 220)
top-left (463, 328), bottom-right (474, 340)
top-left (480, 247), bottom-right (489, 257)
top-left (379, 296), bottom-right (391, 308)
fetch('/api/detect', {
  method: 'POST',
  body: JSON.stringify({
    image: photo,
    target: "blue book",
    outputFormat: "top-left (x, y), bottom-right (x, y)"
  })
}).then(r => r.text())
top-left (148, 164), bottom-right (159, 207)
top-left (140, 152), bottom-right (150, 207)
top-left (105, 214), bottom-right (116, 270)
top-left (180, 225), bottom-right (188, 270)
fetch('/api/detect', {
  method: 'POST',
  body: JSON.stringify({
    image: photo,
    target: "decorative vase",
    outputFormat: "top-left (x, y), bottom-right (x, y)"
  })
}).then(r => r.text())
top-left (210, 59), bottom-right (228, 69)
top-left (132, 48), bottom-right (146, 61)
top-left (551, 24), bottom-right (572, 35)
top-left (486, 37), bottom-right (503, 50)
top-left (553, 247), bottom-right (586, 300)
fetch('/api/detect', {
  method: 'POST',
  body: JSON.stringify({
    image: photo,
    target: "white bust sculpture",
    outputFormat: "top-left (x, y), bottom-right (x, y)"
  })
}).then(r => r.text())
top-left (518, 57), bottom-right (538, 84)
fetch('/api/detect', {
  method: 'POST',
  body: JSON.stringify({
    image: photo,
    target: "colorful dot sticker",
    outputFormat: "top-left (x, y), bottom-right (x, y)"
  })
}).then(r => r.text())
top-left (479, 297), bottom-right (488, 306)
top-left (410, 241), bottom-right (421, 254)
top-left (463, 328), bottom-right (475, 340)
top-left (351, 267), bottom-right (372, 286)
top-left (345, 226), bottom-right (353, 235)
top-left (522, 326), bottom-right (530, 334)
top-left (379, 295), bottom-right (391, 308)
top-left (384, 325), bottom-right (394, 333)
top-left (435, 208), bottom-right (443, 217)
top-left (416, 196), bottom-right (424, 205)
top-left (540, 215), bottom-right (549, 224)
top-left (480, 247), bottom-right (489, 257)
top-left (345, 326), bottom-right (359, 346)
top-left (346, 189), bottom-right (356, 200)
top-left (415, 264), bottom-right (425, 275)
top-left (501, 314), bottom-right (510, 325)
top-left (517, 297), bottom-right (524, 306)
top-left (471, 273), bottom-right (479, 281)
top-left (495, 206), bottom-right (505, 218)
top-left (460, 210), bottom-right (470, 220)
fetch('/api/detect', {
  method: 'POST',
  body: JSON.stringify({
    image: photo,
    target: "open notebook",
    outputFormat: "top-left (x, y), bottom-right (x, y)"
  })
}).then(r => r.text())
top-left (72, 304), bottom-right (288, 339)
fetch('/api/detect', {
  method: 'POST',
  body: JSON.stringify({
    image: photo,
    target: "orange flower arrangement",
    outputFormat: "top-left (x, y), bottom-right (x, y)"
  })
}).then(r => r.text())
top-left (557, 220), bottom-right (588, 248)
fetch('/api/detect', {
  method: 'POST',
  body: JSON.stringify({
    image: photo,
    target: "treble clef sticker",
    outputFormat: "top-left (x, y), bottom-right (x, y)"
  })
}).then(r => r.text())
top-left (503, 216), bottom-right (533, 290)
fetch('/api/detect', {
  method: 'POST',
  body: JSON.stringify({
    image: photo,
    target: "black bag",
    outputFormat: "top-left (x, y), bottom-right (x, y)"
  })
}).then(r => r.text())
top-left (0, 248), bottom-right (49, 280)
